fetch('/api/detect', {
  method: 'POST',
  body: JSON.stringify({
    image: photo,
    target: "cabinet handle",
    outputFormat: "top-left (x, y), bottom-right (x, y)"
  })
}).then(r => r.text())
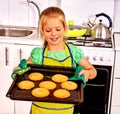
top-left (115, 77), bottom-right (120, 79)
top-left (19, 49), bottom-right (22, 60)
top-left (5, 47), bottom-right (9, 66)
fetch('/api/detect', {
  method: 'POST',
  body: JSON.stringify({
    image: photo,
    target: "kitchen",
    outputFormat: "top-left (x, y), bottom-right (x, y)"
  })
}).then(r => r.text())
top-left (0, 0), bottom-right (120, 114)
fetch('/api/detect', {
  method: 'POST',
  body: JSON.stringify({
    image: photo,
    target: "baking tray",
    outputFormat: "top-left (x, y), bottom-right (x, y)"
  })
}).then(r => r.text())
top-left (6, 64), bottom-right (84, 104)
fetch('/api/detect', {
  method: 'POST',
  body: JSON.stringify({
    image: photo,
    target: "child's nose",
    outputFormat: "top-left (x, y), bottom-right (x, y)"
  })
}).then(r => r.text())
top-left (51, 30), bottom-right (57, 35)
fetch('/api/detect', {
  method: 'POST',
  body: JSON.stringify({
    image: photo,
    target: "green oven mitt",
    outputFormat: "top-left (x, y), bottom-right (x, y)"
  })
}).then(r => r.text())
top-left (11, 59), bottom-right (31, 79)
top-left (69, 66), bottom-right (86, 86)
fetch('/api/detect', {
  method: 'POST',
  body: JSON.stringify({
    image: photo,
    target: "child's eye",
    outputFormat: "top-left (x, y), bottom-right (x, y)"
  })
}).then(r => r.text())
top-left (56, 28), bottom-right (61, 31)
top-left (46, 29), bottom-right (51, 32)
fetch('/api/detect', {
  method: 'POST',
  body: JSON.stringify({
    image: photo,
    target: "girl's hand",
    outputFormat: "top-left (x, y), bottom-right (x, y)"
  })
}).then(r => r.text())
top-left (13, 66), bottom-right (20, 71)
top-left (78, 69), bottom-right (89, 82)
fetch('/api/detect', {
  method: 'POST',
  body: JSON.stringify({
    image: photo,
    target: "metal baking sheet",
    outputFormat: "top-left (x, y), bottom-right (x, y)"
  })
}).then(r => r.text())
top-left (6, 64), bottom-right (84, 104)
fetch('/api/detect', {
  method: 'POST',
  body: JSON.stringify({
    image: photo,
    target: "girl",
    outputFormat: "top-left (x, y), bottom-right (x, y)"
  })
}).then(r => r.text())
top-left (24, 7), bottom-right (97, 114)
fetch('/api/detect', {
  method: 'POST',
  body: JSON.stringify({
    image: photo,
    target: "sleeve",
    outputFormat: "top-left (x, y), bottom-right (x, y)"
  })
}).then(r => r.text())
top-left (68, 44), bottom-right (84, 64)
top-left (30, 47), bottom-right (43, 64)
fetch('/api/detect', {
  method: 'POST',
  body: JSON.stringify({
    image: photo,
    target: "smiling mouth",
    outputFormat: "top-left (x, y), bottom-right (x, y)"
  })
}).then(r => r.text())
top-left (50, 37), bottom-right (58, 42)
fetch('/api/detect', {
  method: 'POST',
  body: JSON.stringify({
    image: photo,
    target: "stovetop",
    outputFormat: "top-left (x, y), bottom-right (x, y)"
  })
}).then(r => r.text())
top-left (66, 37), bottom-right (112, 48)
top-left (66, 37), bottom-right (114, 66)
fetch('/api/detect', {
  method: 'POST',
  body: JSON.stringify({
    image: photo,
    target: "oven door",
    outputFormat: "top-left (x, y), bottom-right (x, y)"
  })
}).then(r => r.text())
top-left (74, 65), bottom-right (112, 114)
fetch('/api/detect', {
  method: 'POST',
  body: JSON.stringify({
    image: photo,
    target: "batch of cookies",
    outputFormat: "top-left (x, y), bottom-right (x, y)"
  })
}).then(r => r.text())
top-left (18, 72), bottom-right (78, 99)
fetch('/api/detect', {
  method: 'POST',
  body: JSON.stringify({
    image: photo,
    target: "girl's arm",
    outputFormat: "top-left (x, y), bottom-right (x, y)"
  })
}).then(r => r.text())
top-left (27, 57), bottom-right (33, 64)
top-left (78, 57), bottom-right (97, 82)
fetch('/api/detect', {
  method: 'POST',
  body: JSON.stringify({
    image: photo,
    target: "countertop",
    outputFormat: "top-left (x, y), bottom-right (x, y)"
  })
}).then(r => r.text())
top-left (0, 35), bottom-right (43, 46)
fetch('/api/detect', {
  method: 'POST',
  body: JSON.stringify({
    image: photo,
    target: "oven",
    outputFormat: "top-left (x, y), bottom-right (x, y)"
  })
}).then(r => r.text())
top-left (66, 37), bottom-right (114, 114)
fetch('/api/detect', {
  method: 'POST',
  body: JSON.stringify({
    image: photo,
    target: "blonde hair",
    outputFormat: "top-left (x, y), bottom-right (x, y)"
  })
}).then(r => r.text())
top-left (38, 7), bottom-right (67, 46)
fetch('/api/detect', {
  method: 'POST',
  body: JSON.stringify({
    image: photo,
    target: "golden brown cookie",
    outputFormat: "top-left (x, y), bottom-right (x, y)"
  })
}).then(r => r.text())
top-left (53, 89), bottom-right (70, 99)
top-left (18, 80), bottom-right (35, 90)
top-left (39, 81), bottom-right (57, 90)
top-left (61, 81), bottom-right (78, 90)
top-left (52, 74), bottom-right (68, 83)
top-left (31, 88), bottom-right (50, 98)
top-left (28, 72), bottom-right (44, 81)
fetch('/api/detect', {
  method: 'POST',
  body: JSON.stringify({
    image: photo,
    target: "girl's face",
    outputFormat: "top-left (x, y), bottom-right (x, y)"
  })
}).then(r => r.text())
top-left (42, 17), bottom-right (66, 45)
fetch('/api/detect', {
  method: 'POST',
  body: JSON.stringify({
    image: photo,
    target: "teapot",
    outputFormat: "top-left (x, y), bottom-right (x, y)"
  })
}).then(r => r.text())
top-left (88, 13), bottom-right (112, 39)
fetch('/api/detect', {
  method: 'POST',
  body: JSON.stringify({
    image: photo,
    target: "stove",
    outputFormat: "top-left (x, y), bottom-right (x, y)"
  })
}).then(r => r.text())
top-left (66, 37), bottom-right (114, 66)
top-left (66, 37), bottom-right (112, 48)
top-left (66, 36), bottom-right (115, 114)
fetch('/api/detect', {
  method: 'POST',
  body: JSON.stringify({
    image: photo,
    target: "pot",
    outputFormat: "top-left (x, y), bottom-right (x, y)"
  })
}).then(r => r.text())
top-left (88, 13), bottom-right (112, 39)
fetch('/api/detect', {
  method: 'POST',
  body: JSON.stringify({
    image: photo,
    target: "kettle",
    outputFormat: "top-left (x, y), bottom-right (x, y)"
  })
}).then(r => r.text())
top-left (88, 13), bottom-right (112, 39)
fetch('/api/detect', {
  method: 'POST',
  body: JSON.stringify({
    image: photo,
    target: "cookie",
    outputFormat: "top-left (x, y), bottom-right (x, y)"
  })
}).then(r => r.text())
top-left (18, 80), bottom-right (35, 90)
top-left (39, 81), bottom-right (56, 90)
top-left (52, 74), bottom-right (68, 83)
top-left (61, 81), bottom-right (78, 90)
top-left (28, 72), bottom-right (44, 81)
top-left (53, 89), bottom-right (70, 99)
top-left (31, 88), bottom-right (50, 98)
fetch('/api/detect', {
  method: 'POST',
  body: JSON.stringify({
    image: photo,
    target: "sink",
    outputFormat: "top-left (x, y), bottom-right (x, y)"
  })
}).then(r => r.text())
top-left (0, 28), bottom-right (33, 37)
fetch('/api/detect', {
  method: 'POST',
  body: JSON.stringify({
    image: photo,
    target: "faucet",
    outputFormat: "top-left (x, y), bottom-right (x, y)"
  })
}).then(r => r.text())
top-left (27, 0), bottom-right (40, 24)
top-left (27, 0), bottom-right (41, 38)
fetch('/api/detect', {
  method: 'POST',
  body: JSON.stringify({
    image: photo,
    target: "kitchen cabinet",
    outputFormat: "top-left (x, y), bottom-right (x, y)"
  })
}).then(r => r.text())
top-left (110, 51), bottom-right (120, 114)
top-left (0, 0), bottom-right (115, 28)
top-left (14, 101), bottom-right (32, 114)
top-left (9, 0), bottom-right (28, 26)
top-left (0, 43), bottom-right (15, 114)
top-left (0, 42), bottom-right (41, 114)
top-left (110, 33), bottom-right (120, 114)
top-left (12, 44), bottom-right (38, 114)
top-left (111, 79), bottom-right (120, 114)
top-left (12, 44), bottom-right (38, 66)
top-left (113, 52), bottom-right (120, 78)
top-left (111, 106), bottom-right (120, 114)
top-left (114, 0), bottom-right (120, 32)
top-left (0, 0), bottom-right (9, 25)
top-left (111, 79), bottom-right (120, 105)
top-left (0, 0), bottom-right (50, 27)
